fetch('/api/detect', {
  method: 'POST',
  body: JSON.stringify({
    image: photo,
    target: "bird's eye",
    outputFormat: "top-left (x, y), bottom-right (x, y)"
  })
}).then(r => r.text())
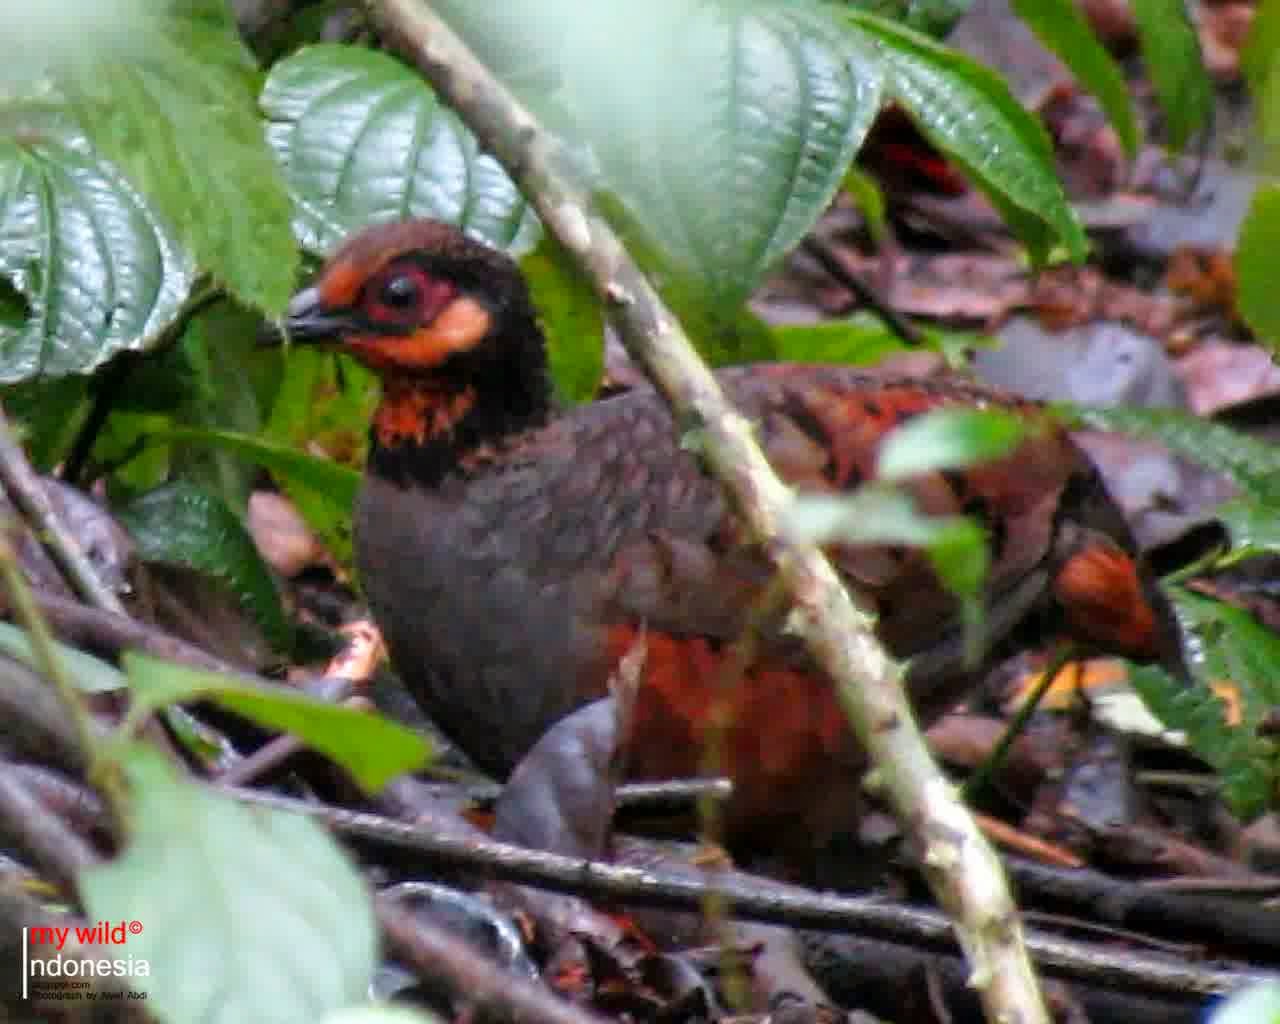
top-left (363, 263), bottom-right (455, 328)
top-left (380, 274), bottom-right (421, 310)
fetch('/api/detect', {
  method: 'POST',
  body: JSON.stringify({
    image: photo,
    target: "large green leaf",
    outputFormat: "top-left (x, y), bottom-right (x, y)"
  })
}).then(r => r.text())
top-left (155, 427), bottom-right (361, 510)
top-left (261, 45), bottom-right (539, 257)
top-left (0, 113), bottom-right (195, 382)
top-left (125, 653), bottom-right (432, 792)
top-left (849, 10), bottom-right (1085, 264)
top-left (1235, 184), bottom-right (1280, 357)
top-left (1244, 0), bottom-right (1280, 172)
top-left (61, 1), bottom-right (299, 314)
top-left (81, 745), bottom-right (376, 1023)
top-left (519, 235), bottom-right (604, 402)
top-left (118, 481), bottom-right (292, 653)
top-left (437, 0), bottom-right (883, 331)
top-left (574, 1), bottom-right (883, 312)
top-left (1010, 0), bottom-right (1138, 156)
top-left (1130, 0), bottom-right (1213, 153)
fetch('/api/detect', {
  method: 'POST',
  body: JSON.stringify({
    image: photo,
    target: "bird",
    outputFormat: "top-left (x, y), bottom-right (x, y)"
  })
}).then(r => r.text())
top-left (281, 219), bottom-right (1185, 850)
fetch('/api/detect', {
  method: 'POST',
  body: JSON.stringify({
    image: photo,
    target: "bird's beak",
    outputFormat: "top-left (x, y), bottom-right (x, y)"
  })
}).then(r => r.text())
top-left (260, 287), bottom-right (362, 346)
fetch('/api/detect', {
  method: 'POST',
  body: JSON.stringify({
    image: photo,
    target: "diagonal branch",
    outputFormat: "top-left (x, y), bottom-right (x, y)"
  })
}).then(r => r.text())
top-left (366, 2), bottom-right (1048, 1020)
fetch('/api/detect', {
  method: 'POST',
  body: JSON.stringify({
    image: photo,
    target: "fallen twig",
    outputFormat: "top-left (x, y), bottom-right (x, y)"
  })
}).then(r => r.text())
top-left (232, 786), bottom-right (1273, 1000)
top-left (26, 589), bottom-right (243, 674)
top-left (0, 404), bottom-right (125, 614)
top-left (0, 760), bottom-right (98, 894)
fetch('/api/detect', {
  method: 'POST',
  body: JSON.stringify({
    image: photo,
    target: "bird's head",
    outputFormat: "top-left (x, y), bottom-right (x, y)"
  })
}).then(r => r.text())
top-left (283, 220), bottom-right (547, 383)
top-left (280, 220), bottom-right (553, 482)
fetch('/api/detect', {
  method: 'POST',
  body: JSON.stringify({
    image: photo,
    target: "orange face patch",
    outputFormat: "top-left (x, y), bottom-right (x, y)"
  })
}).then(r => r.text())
top-left (344, 296), bottom-right (493, 373)
top-left (373, 379), bottom-right (478, 448)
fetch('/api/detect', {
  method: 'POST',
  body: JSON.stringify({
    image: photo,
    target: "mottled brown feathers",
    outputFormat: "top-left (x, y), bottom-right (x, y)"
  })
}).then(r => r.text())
top-left (290, 218), bottom-right (1185, 852)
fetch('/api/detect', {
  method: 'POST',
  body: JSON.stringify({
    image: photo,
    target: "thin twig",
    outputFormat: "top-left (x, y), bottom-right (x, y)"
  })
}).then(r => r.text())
top-left (0, 405), bottom-right (124, 614)
top-left (366, 3), bottom-right (1050, 1020)
top-left (0, 536), bottom-right (124, 821)
top-left (800, 236), bottom-right (924, 346)
top-left (24, 588), bottom-right (244, 674)
top-left (230, 787), bottom-right (1272, 1000)
top-left (0, 761), bottom-right (98, 894)
top-left (963, 647), bottom-right (1079, 803)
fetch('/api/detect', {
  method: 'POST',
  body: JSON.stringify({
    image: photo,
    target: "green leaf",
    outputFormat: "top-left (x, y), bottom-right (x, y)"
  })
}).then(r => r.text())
top-left (783, 485), bottom-right (988, 599)
top-left (674, 294), bottom-right (779, 365)
top-left (1244, 0), bottom-right (1280, 94)
top-left (106, 300), bottom-right (270, 509)
top-left (0, 621), bottom-right (124, 693)
top-left (1010, 0), bottom-right (1139, 156)
top-left (924, 516), bottom-right (988, 600)
top-left (1209, 980), bottom-right (1280, 1024)
top-left (80, 745), bottom-right (377, 1023)
top-left (784, 484), bottom-right (988, 653)
top-left (1131, 585), bottom-right (1280, 819)
top-left (0, 113), bottom-right (195, 382)
top-left (91, 410), bottom-right (174, 496)
top-left (261, 45), bottom-right (540, 257)
top-left (843, 0), bottom-right (972, 37)
top-left (154, 421), bottom-right (362, 567)
top-left (61, 2), bottom-right (298, 314)
top-left (0, 0), bottom-right (155, 87)
top-left (772, 315), bottom-right (909, 365)
top-left (786, 485), bottom-right (947, 548)
top-left (841, 165), bottom-right (889, 245)
top-left (1216, 497), bottom-right (1280, 556)
top-left (1245, 0), bottom-right (1280, 171)
top-left (1065, 404), bottom-right (1280, 506)
top-left (124, 653), bottom-right (432, 791)
top-left (1236, 184), bottom-right (1280, 356)
top-left (777, 319), bottom-right (995, 370)
top-left (583, 1), bottom-right (884, 312)
top-left (1130, 665), bottom-right (1273, 819)
top-left (154, 427), bottom-right (361, 509)
top-left (877, 407), bottom-right (1026, 481)
top-left (1130, 0), bottom-right (1213, 153)
top-left (520, 235), bottom-right (604, 402)
top-left (0, 375), bottom-right (88, 469)
top-left (263, 349), bottom-right (371, 565)
top-left (848, 10), bottom-right (1086, 264)
top-left (1170, 588), bottom-right (1280, 709)
top-left (170, 305), bottom-right (270, 510)
top-left (440, 1), bottom-right (884, 318)
top-left (118, 481), bottom-right (292, 653)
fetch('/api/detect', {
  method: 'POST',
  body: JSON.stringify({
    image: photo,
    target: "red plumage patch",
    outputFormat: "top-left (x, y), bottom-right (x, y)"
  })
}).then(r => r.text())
top-left (1052, 543), bottom-right (1158, 659)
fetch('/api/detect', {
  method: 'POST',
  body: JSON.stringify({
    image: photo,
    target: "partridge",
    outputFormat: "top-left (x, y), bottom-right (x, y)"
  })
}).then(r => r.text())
top-left (283, 220), bottom-right (1184, 846)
